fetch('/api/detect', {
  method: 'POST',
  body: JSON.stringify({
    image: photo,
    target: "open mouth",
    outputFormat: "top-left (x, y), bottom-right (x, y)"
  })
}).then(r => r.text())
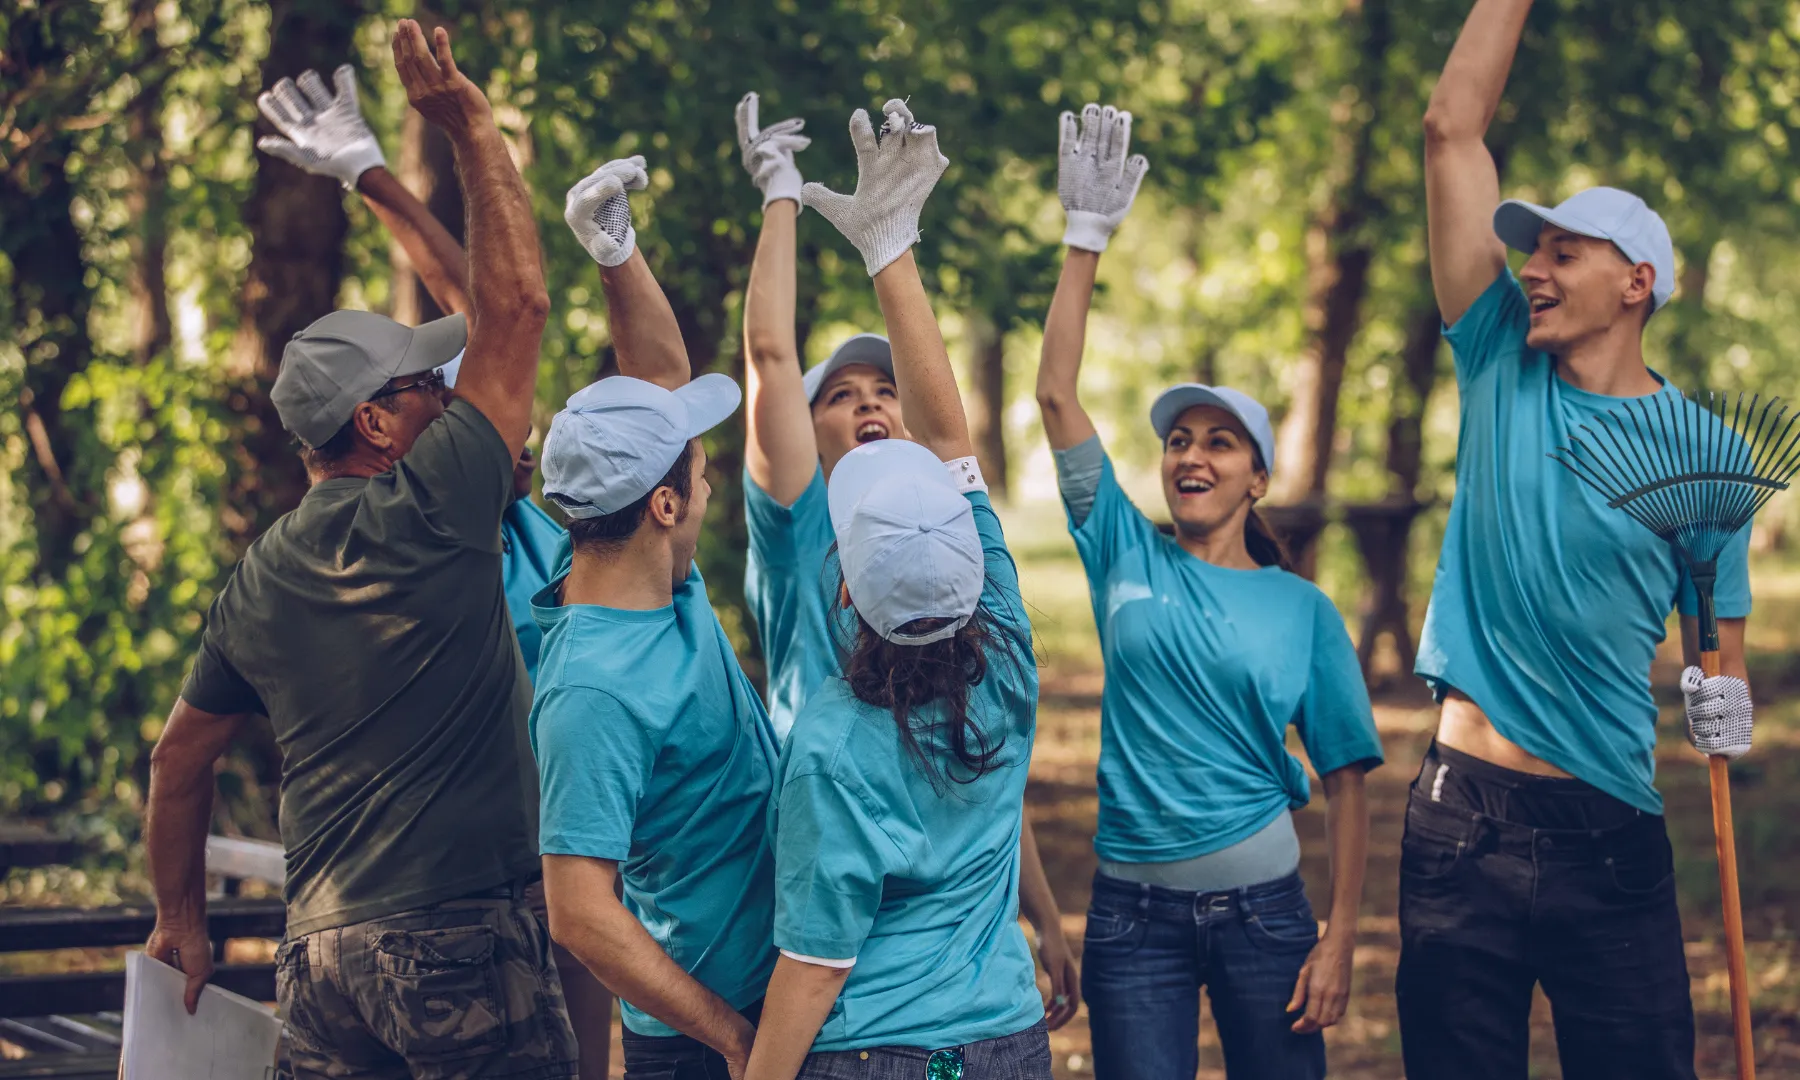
top-left (855, 421), bottom-right (890, 443)
top-left (1529, 296), bottom-right (1560, 318)
top-left (1174, 475), bottom-right (1214, 496)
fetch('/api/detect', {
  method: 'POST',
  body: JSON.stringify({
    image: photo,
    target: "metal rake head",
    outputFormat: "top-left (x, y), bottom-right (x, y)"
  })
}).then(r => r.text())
top-left (1548, 391), bottom-right (1800, 568)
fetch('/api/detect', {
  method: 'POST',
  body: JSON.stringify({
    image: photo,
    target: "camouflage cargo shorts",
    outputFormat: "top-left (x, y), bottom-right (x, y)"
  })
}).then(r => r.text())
top-left (277, 881), bottom-right (578, 1080)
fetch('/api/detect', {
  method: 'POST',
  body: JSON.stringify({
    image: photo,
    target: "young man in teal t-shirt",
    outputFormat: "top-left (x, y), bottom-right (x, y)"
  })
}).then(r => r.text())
top-left (1401, 4), bottom-right (1757, 1079)
top-left (529, 161), bottom-right (781, 1080)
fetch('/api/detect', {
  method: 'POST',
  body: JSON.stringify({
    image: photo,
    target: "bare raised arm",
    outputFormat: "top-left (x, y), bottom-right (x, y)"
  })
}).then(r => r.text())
top-left (872, 251), bottom-right (972, 462)
top-left (1035, 250), bottom-right (1101, 450)
top-left (394, 20), bottom-right (548, 460)
top-left (358, 166), bottom-right (471, 316)
top-left (744, 200), bottom-right (819, 503)
top-left (1423, 0), bottom-right (1531, 325)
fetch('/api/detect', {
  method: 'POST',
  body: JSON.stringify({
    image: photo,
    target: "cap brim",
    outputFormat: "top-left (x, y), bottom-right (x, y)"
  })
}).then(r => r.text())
top-left (802, 334), bottom-right (894, 403)
top-left (1493, 199), bottom-right (1613, 255)
top-left (1150, 385), bottom-right (1239, 440)
top-left (672, 372), bottom-right (743, 439)
top-left (826, 438), bottom-right (949, 539)
top-left (396, 313), bottom-right (468, 378)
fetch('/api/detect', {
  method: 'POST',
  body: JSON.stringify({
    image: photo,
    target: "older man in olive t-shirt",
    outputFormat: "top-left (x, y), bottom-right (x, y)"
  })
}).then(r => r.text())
top-left (142, 24), bottom-right (580, 1080)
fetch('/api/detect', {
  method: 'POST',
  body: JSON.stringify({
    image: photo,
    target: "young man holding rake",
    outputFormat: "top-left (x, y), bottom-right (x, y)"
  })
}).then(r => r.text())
top-left (1403, 1), bottom-right (1757, 1077)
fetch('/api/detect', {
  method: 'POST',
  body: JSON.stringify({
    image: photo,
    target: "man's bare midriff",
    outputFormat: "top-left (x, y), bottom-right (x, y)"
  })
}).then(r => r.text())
top-left (1436, 689), bottom-right (1573, 778)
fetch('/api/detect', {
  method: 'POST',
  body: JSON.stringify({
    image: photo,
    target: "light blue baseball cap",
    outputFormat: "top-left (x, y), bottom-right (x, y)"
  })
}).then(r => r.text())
top-left (827, 439), bottom-right (985, 646)
top-left (1493, 186), bottom-right (1676, 310)
top-left (802, 333), bottom-right (894, 403)
top-left (1149, 384), bottom-right (1277, 472)
top-left (541, 374), bottom-right (741, 519)
top-left (439, 348), bottom-right (465, 388)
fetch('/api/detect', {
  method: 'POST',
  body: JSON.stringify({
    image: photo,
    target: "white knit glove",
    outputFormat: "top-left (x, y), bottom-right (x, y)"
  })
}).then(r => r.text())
top-left (1681, 666), bottom-right (1753, 759)
top-left (564, 156), bottom-right (649, 268)
top-left (802, 99), bottom-right (949, 277)
top-left (736, 92), bottom-right (810, 210)
top-left (1057, 103), bottom-right (1149, 253)
top-left (255, 65), bottom-right (387, 191)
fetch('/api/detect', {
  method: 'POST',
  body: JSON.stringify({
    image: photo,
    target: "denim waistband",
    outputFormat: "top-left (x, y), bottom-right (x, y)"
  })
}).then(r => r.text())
top-left (1090, 866), bottom-right (1305, 924)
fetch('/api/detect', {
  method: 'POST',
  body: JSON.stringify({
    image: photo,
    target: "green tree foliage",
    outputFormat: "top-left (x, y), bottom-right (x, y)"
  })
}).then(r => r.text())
top-left (6, 0), bottom-right (1800, 836)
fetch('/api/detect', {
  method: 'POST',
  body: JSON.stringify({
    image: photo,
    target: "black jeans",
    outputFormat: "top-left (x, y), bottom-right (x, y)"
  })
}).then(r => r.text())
top-left (621, 1000), bottom-right (763, 1080)
top-left (1395, 741), bottom-right (1697, 1080)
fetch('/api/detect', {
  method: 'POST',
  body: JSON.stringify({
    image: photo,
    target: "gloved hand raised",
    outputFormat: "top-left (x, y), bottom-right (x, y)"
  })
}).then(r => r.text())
top-left (736, 92), bottom-right (810, 210)
top-left (803, 99), bottom-right (949, 277)
top-left (1681, 666), bottom-right (1753, 759)
top-left (256, 65), bottom-right (386, 191)
top-left (565, 157), bottom-right (649, 268)
top-left (1057, 103), bottom-right (1149, 253)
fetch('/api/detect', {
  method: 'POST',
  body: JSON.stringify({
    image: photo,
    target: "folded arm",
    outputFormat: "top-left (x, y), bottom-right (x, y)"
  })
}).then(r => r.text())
top-left (1423, 0), bottom-right (1531, 325)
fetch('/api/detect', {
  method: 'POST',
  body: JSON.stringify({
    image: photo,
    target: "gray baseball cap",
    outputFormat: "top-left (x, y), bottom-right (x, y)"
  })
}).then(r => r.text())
top-left (1150, 383), bottom-right (1278, 472)
top-left (272, 310), bottom-right (467, 448)
top-left (541, 374), bottom-right (742, 519)
top-left (802, 333), bottom-right (894, 404)
top-left (1493, 187), bottom-right (1676, 310)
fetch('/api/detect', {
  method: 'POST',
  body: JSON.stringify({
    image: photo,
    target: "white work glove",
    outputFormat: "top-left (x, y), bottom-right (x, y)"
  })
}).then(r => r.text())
top-left (255, 65), bottom-right (387, 191)
top-left (736, 92), bottom-right (810, 210)
top-left (1681, 666), bottom-right (1753, 759)
top-left (803, 99), bottom-right (949, 277)
top-left (1057, 103), bottom-right (1149, 253)
top-left (564, 156), bottom-right (649, 268)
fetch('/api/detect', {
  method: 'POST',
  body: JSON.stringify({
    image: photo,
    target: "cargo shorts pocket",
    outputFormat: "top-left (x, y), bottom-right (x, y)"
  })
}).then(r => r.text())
top-left (374, 923), bottom-right (507, 1061)
top-left (274, 937), bottom-right (330, 1053)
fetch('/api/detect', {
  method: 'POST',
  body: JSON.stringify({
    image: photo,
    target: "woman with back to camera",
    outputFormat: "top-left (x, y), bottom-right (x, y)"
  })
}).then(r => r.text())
top-left (744, 98), bottom-right (1051, 1080)
top-left (1035, 102), bottom-right (1383, 1080)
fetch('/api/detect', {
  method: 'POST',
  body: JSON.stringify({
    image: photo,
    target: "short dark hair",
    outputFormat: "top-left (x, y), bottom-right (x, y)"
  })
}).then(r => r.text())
top-left (298, 397), bottom-right (399, 473)
top-left (566, 438), bottom-right (698, 554)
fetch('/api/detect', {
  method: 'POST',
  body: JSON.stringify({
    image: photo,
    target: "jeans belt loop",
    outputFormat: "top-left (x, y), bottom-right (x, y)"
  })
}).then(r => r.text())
top-left (1138, 881), bottom-right (1151, 916)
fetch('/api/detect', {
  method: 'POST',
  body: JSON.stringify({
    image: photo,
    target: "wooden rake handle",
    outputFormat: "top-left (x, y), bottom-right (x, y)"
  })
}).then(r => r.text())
top-left (1703, 649), bottom-right (1756, 1080)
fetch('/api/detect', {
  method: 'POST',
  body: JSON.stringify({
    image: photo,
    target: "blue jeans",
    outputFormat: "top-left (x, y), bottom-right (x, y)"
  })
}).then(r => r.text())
top-left (1081, 870), bottom-right (1326, 1080)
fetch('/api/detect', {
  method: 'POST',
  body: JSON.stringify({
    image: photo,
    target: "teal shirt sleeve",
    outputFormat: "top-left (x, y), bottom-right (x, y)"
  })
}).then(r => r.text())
top-left (1295, 590), bottom-right (1384, 777)
top-left (1066, 449), bottom-right (1161, 581)
top-left (773, 771), bottom-right (908, 961)
top-left (1442, 271), bottom-right (1529, 392)
top-left (745, 466), bottom-right (831, 571)
top-left (535, 684), bottom-right (667, 861)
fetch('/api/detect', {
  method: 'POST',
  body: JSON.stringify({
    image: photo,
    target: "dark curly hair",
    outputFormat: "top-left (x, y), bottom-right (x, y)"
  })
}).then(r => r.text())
top-left (834, 573), bottom-right (1026, 793)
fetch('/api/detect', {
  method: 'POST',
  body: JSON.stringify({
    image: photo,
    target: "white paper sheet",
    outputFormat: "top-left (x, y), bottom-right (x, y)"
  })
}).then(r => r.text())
top-left (121, 951), bottom-right (282, 1080)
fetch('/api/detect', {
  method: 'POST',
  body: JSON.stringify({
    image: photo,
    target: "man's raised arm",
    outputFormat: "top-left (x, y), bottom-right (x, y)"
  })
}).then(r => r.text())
top-left (1422, 0), bottom-right (1531, 326)
top-left (393, 20), bottom-right (547, 459)
top-left (564, 159), bottom-right (691, 391)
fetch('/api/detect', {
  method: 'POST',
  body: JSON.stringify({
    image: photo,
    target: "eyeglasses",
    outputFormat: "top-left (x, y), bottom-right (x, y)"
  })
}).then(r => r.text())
top-left (369, 369), bottom-right (447, 402)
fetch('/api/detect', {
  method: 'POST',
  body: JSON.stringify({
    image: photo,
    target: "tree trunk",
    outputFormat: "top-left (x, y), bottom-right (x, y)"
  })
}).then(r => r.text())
top-left (225, 0), bottom-right (365, 546)
top-left (1270, 0), bottom-right (1391, 503)
top-left (1385, 292), bottom-right (1443, 500)
top-left (968, 315), bottom-right (1009, 500)
top-left (126, 0), bottom-right (173, 366)
top-left (5, 156), bottom-right (96, 580)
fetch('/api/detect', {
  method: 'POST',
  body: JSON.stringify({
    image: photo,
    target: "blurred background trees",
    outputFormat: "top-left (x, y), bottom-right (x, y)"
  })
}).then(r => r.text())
top-left (6, 0), bottom-right (1800, 836)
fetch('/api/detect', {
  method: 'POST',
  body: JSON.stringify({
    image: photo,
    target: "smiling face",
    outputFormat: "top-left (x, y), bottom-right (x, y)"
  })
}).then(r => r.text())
top-left (1518, 226), bottom-right (1657, 354)
top-left (1160, 404), bottom-right (1269, 538)
top-left (811, 364), bottom-right (909, 479)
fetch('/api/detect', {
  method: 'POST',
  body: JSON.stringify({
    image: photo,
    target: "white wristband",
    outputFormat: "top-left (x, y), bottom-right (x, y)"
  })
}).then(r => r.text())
top-left (944, 455), bottom-right (988, 494)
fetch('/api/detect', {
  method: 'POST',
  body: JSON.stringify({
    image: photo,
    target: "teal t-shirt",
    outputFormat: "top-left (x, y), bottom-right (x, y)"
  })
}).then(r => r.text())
top-left (530, 551), bottom-right (780, 1037)
top-left (744, 467), bottom-right (843, 743)
top-left (1417, 271), bottom-right (1752, 814)
top-left (1067, 450), bottom-right (1383, 865)
top-left (771, 492), bottom-right (1042, 1052)
top-left (501, 497), bottom-right (565, 683)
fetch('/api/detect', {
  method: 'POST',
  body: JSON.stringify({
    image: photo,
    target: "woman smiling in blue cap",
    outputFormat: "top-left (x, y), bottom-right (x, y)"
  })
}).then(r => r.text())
top-left (1034, 104), bottom-right (1382, 1080)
